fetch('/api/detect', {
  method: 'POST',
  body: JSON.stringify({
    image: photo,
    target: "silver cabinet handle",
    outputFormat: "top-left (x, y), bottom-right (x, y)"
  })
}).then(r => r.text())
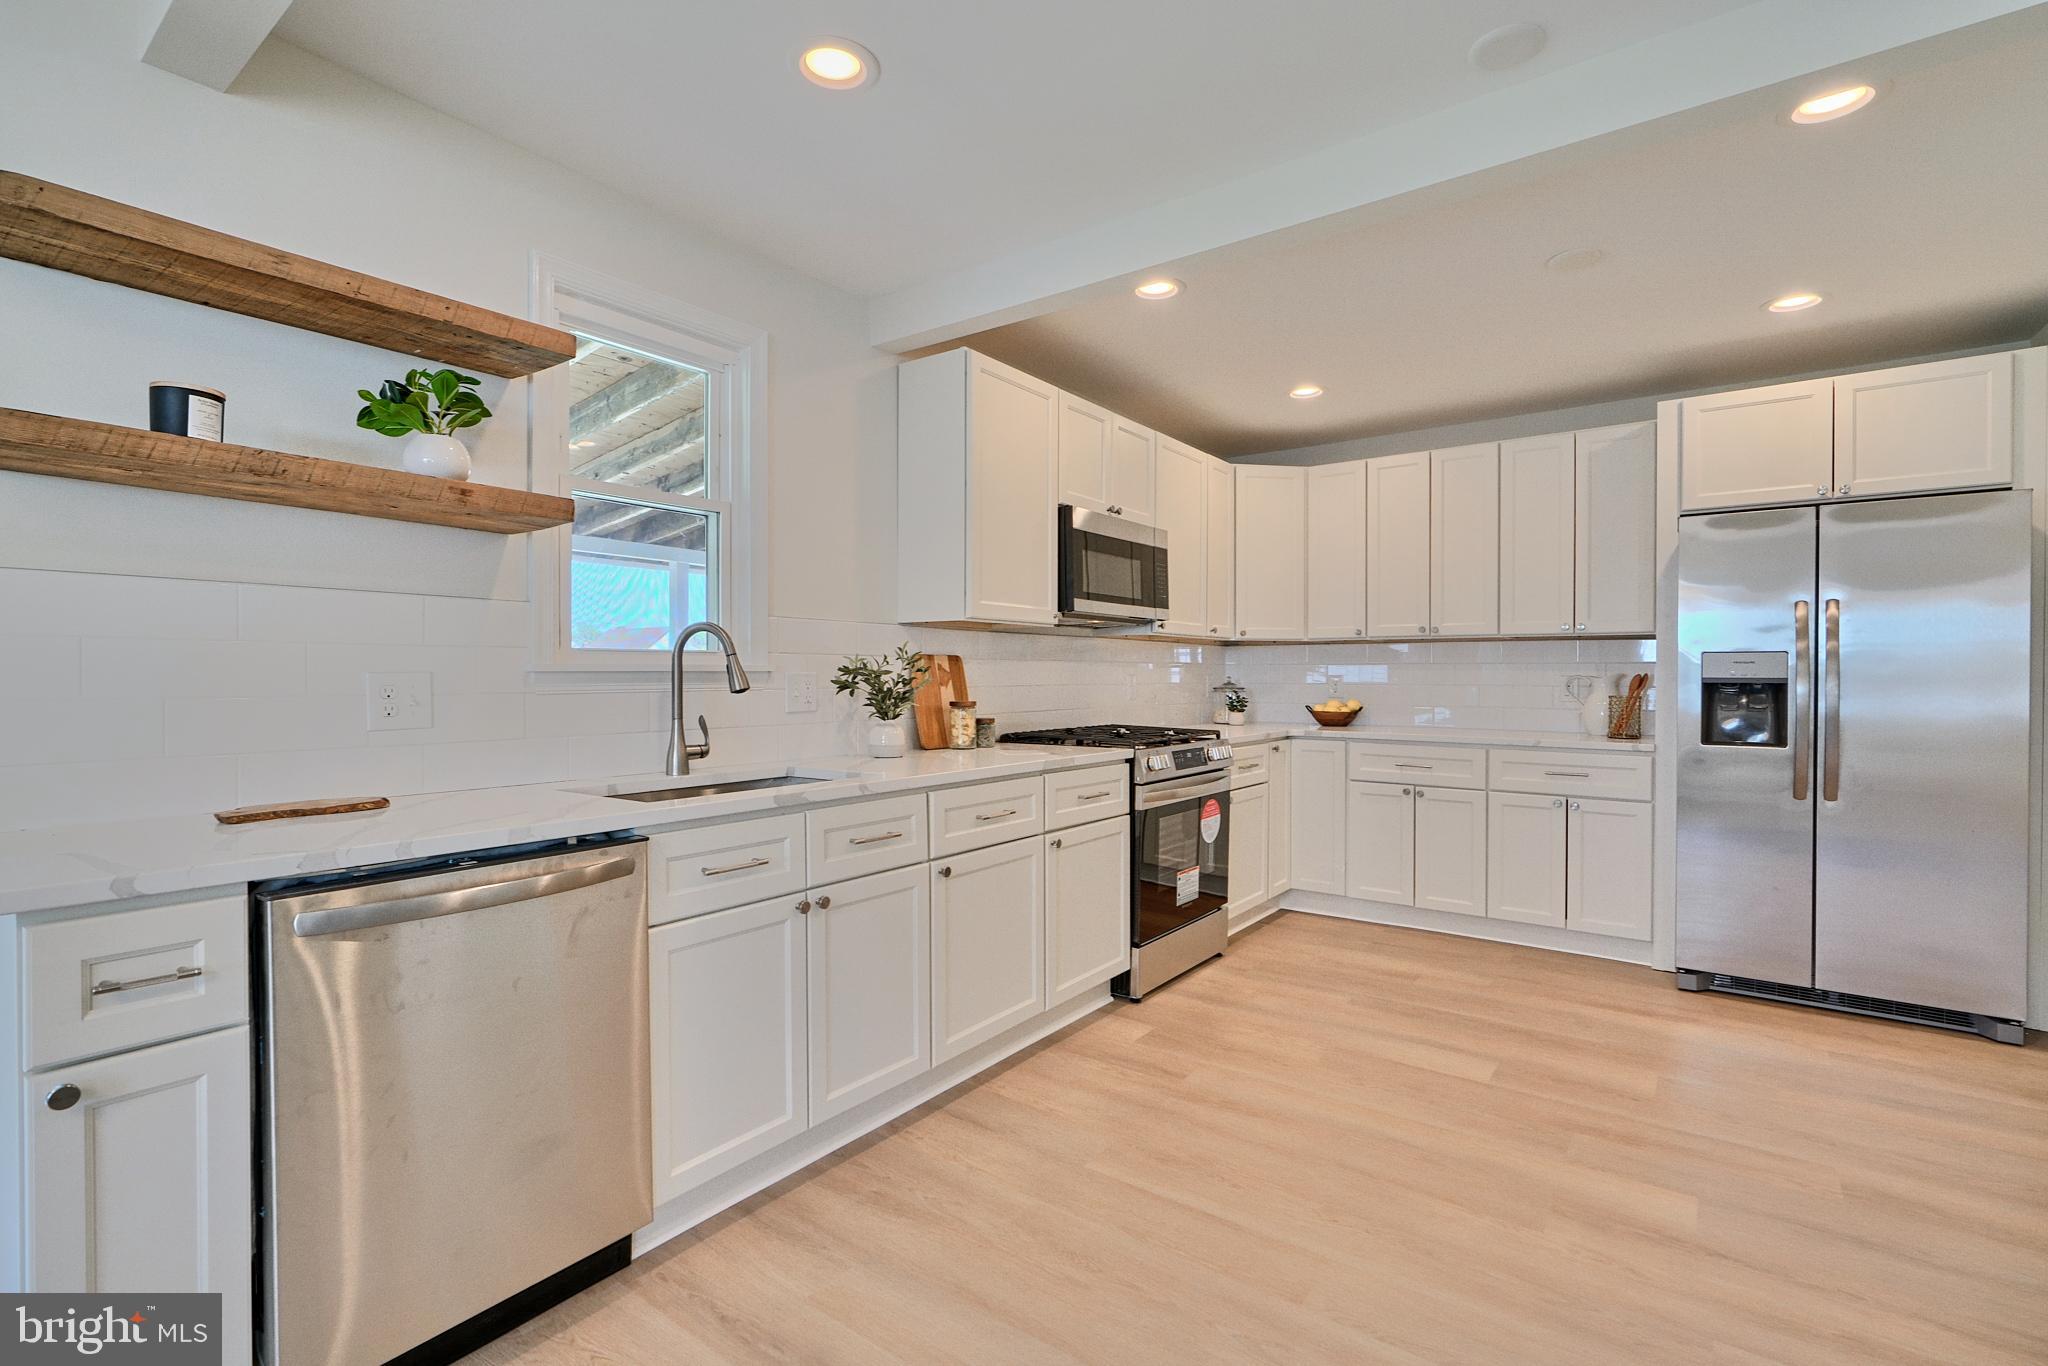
top-left (1792, 599), bottom-right (1812, 801)
top-left (1551, 799), bottom-right (1563, 807)
top-left (974, 809), bottom-right (1019, 822)
top-left (795, 898), bottom-right (813, 914)
top-left (46, 1083), bottom-right (81, 1111)
top-left (1822, 597), bottom-right (1842, 802)
top-left (937, 866), bottom-right (953, 878)
top-left (1078, 791), bottom-right (1113, 801)
top-left (1837, 484), bottom-right (1851, 495)
top-left (1394, 763), bottom-right (1432, 770)
top-left (1577, 623), bottom-right (1587, 631)
top-left (815, 895), bottom-right (832, 910)
top-left (1569, 801), bottom-right (1582, 811)
top-left (1542, 770), bottom-right (1590, 779)
top-left (91, 965), bottom-right (203, 996)
top-left (1816, 486), bottom-right (1829, 497)
top-left (848, 831), bottom-right (904, 846)
top-left (1560, 623), bottom-right (1571, 633)
top-left (292, 854), bottom-right (637, 938)
top-left (701, 856), bottom-right (772, 877)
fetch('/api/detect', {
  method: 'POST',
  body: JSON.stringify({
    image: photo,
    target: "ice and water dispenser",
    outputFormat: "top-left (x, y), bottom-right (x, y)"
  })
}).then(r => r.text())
top-left (1699, 652), bottom-right (1788, 747)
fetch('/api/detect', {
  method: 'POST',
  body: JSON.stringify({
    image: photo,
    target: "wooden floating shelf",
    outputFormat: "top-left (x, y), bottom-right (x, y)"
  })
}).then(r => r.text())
top-left (0, 408), bottom-right (574, 535)
top-left (0, 172), bottom-right (577, 378)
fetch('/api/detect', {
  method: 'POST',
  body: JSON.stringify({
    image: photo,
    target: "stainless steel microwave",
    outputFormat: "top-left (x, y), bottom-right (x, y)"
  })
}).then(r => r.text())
top-left (1059, 505), bottom-right (1168, 624)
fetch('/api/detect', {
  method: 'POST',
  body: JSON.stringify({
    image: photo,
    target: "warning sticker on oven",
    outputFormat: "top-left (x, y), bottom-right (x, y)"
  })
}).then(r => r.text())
top-left (1176, 866), bottom-right (1200, 905)
top-left (1199, 798), bottom-right (1222, 844)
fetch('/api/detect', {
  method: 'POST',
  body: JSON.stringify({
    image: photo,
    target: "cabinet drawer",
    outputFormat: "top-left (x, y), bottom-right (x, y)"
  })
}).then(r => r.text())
top-left (1044, 764), bottom-right (1129, 832)
top-left (929, 777), bottom-right (1045, 857)
top-left (1346, 744), bottom-right (1486, 789)
top-left (22, 895), bottom-right (249, 1071)
top-left (1228, 750), bottom-right (1272, 789)
top-left (1488, 749), bottom-right (1652, 802)
top-left (648, 814), bottom-right (807, 926)
top-left (806, 795), bottom-right (930, 882)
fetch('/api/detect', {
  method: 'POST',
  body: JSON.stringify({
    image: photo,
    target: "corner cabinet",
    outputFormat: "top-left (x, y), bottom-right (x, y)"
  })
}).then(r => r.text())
top-left (1365, 454), bottom-right (1431, 637)
top-left (1290, 739), bottom-right (1349, 894)
top-left (1305, 461), bottom-right (1368, 638)
top-left (898, 349), bottom-right (1058, 627)
top-left (1233, 465), bottom-right (1307, 640)
top-left (1429, 444), bottom-right (1500, 637)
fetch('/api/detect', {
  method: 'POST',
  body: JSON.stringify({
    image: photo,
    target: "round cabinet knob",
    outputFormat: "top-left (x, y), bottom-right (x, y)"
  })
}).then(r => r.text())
top-left (46, 1083), bottom-right (81, 1112)
top-left (1239, 630), bottom-right (1248, 637)
top-left (1354, 628), bottom-right (1363, 637)
top-left (1577, 623), bottom-right (1587, 631)
top-left (1049, 838), bottom-right (1063, 849)
top-left (1817, 486), bottom-right (1829, 497)
top-left (1552, 799), bottom-right (1563, 808)
top-left (1837, 484), bottom-right (1851, 495)
top-left (1401, 787), bottom-right (1411, 796)
top-left (1569, 801), bottom-right (1582, 811)
top-left (815, 895), bottom-right (832, 910)
top-left (795, 898), bottom-right (812, 914)
top-left (937, 866), bottom-right (953, 879)
top-left (1414, 788), bottom-right (1425, 798)
top-left (1560, 624), bottom-right (1571, 633)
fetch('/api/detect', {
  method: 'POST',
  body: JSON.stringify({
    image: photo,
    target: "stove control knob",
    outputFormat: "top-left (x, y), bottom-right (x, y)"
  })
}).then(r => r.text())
top-left (1209, 745), bottom-right (1232, 762)
top-left (1145, 754), bottom-right (1171, 771)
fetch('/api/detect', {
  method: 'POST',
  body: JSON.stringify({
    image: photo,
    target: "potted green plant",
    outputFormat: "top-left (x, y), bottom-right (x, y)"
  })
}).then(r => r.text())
top-left (1216, 681), bottom-right (1251, 726)
top-left (356, 368), bottom-right (492, 481)
top-left (831, 644), bottom-right (930, 757)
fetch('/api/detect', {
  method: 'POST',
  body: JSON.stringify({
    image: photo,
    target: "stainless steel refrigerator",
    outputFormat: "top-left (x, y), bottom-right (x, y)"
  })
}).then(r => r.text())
top-left (1676, 489), bottom-right (2031, 1043)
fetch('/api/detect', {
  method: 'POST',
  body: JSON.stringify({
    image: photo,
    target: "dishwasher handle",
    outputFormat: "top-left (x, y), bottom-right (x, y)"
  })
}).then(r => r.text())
top-left (290, 854), bottom-right (639, 938)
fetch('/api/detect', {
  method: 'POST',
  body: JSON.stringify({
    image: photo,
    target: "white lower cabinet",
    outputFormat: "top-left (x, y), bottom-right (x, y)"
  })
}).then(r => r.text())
top-left (1413, 786), bottom-right (1487, 917)
top-left (1291, 739), bottom-right (1349, 894)
top-left (1044, 817), bottom-right (1131, 1008)
top-left (650, 896), bottom-right (809, 1201)
top-left (931, 838), bottom-right (1046, 1064)
top-left (807, 865), bottom-right (931, 1124)
top-left (1226, 782), bottom-right (1270, 917)
top-left (25, 1026), bottom-right (254, 1365)
top-left (1566, 798), bottom-right (1653, 940)
top-left (1487, 791), bottom-right (1568, 927)
top-left (1345, 781), bottom-right (1415, 904)
top-left (1266, 742), bottom-right (1292, 898)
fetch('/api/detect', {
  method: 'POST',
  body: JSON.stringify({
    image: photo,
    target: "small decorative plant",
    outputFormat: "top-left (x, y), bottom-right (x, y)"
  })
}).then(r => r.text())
top-left (1222, 683), bottom-right (1251, 715)
top-left (831, 644), bottom-right (929, 722)
top-left (355, 369), bottom-right (491, 437)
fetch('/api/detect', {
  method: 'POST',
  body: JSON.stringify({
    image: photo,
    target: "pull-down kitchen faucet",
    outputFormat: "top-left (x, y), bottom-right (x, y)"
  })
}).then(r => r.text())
top-left (666, 621), bottom-right (751, 776)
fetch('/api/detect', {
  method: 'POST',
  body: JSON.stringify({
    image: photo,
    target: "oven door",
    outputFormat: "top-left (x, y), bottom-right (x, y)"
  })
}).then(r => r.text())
top-left (1132, 772), bottom-right (1231, 946)
top-left (1060, 505), bottom-right (1168, 623)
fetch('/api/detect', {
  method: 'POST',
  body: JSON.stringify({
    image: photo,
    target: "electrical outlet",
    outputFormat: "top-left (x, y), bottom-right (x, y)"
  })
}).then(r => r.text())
top-left (366, 672), bottom-right (434, 732)
top-left (785, 671), bottom-right (819, 714)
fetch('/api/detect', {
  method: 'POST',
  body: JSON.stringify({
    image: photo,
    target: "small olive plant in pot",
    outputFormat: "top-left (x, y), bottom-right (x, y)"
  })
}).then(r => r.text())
top-left (356, 368), bottom-right (491, 481)
top-left (831, 644), bottom-right (929, 758)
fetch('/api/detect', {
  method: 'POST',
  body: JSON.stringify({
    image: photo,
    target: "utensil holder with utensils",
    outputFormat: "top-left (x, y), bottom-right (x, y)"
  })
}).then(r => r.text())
top-left (1607, 672), bottom-right (1650, 740)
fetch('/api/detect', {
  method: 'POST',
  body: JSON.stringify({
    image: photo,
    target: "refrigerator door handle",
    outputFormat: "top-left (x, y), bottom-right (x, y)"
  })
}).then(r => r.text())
top-left (1792, 599), bottom-right (1812, 801)
top-left (1821, 597), bottom-right (1842, 802)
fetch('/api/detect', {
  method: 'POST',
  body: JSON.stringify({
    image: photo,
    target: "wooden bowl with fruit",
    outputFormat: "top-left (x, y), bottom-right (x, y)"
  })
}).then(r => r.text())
top-left (1305, 699), bottom-right (1365, 728)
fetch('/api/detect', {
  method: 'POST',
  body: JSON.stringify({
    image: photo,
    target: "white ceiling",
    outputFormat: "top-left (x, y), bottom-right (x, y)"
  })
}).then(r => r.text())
top-left (959, 10), bottom-right (2048, 455)
top-left (272, 0), bottom-right (1755, 297)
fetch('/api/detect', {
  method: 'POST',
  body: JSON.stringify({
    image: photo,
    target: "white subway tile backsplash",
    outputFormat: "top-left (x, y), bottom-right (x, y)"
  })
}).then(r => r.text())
top-left (238, 584), bottom-right (425, 644)
top-left (0, 636), bottom-right (81, 699)
top-left (82, 638), bottom-right (307, 698)
top-left (423, 737), bottom-right (573, 791)
top-left (0, 570), bottom-right (237, 640)
top-left (166, 694), bottom-right (364, 756)
top-left (523, 690), bottom-right (654, 738)
top-left (302, 643), bottom-right (527, 695)
top-left (0, 757), bottom-right (238, 829)
top-left (423, 596), bottom-right (530, 647)
top-left (0, 698), bottom-right (163, 766)
top-left (361, 693), bottom-right (527, 749)
top-left (236, 746), bottom-right (427, 805)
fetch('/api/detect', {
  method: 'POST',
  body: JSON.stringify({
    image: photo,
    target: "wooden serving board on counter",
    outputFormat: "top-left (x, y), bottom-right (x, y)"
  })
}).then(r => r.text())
top-left (913, 654), bottom-right (969, 750)
top-left (215, 796), bottom-right (391, 825)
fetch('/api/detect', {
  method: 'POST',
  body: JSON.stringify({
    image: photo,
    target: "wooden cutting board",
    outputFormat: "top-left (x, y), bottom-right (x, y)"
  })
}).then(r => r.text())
top-left (913, 653), bottom-right (968, 749)
top-left (215, 796), bottom-right (390, 824)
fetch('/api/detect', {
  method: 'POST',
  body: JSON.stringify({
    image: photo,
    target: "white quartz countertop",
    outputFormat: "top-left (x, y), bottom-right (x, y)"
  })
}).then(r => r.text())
top-left (0, 745), bottom-right (1131, 917)
top-left (1224, 723), bottom-right (1656, 753)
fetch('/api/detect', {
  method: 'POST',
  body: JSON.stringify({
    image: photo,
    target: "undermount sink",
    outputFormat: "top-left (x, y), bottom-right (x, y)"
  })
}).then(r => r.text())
top-left (600, 775), bottom-right (834, 802)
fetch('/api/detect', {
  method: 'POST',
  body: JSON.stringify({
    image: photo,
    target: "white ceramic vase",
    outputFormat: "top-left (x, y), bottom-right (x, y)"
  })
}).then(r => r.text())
top-left (867, 718), bottom-right (905, 758)
top-left (401, 432), bottom-right (472, 481)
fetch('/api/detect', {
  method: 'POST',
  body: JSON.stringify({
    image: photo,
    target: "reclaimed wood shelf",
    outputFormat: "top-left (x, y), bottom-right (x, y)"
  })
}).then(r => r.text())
top-left (0, 408), bottom-right (574, 535)
top-left (0, 172), bottom-right (577, 378)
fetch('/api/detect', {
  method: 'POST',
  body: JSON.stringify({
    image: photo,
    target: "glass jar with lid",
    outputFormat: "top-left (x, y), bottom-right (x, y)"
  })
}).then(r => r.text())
top-left (946, 700), bottom-right (978, 749)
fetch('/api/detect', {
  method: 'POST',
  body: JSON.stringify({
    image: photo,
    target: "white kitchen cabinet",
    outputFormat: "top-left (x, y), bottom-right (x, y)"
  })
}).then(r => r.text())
top-left (1234, 464), bottom-right (1306, 640)
top-left (1345, 780), bottom-right (1415, 904)
top-left (931, 838), bottom-right (1046, 1063)
top-left (806, 794), bottom-right (929, 883)
top-left (1414, 785), bottom-right (1487, 917)
top-left (648, 813), bottom-right (807, 926)
top-left (1565, 797), bottom-right (1653, 941)
top-left (1109, 412), bottom-right (1158, 520)
top-left (1429, 443), bottom-right (1500, 637)
top-left (1486, 791), bottom-right (1568, 928)
top-left (1678, 377), bottom-right (1834, 512)
top-left (1365, 453), bottom-right (1430, 637)
top-left (1045, 817), bottom-right (1131, 1008)
top-left (898, 348), bottom-right (1058, 626)
top-left (1154, 435), bottom-right (1209, 637)
top-left (1226, 781), bottom-right (1271, 916)
top-left (1305, 460), bottom-right (1368, 638)
top-left (928, 776), bottom-right (1044, 858)
top-left (650, 896), bottom-right (808, 1200)
top-left (1290, 739), bottom-right (1349, 894)
top-left (25, 1026), bottom-right (254, 1364)
top-left (1834, 352), bottom-right (2013, 500)
top-left (1056, 393), bottom-right (1155, 519)
top-left (806, 865), bottom-right (931, 1123)
top-left (1266, 741), bottom-right (1293, 899)
top-left (1205, 456), bottom-right (1236, 640)
top-left (1574, 421), bottom-right (1657, 634)
top-left (1498, 433), bottom-right (1575, 637)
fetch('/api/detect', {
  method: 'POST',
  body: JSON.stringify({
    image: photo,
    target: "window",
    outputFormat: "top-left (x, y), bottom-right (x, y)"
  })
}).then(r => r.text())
top-left (531, 257), bottom-right (766, 671)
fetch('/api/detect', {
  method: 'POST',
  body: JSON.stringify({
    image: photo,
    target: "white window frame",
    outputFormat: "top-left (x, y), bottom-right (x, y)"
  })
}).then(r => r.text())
top-left (529, 254), bottom-right (768, 673)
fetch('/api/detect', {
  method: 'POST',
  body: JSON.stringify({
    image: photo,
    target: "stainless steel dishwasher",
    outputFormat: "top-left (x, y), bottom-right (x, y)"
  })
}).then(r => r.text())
top-left (253, 835), bottom-right (652, 1366)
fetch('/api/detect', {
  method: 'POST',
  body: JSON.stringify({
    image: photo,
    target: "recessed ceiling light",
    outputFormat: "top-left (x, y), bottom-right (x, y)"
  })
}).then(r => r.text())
top-left (1134, 278), bottom-right (1182, 300)
top-left (1290, 384), bottom-right (1324, 400)
top-left (1469, 22), bottom-right (1547, 72)
top-left (798, 38), bottom-right (878, 90)
top-left (1767, 292), bottom-right (1824, 313)
top-left (1545, 247), bottom-right (1605, 273)
top-left (1791, 84), bottom-right (1875, 123)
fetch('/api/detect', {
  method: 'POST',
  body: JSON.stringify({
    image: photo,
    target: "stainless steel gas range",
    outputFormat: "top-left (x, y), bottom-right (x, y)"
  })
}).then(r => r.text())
top-left (1001, 725), bottom-right (1235, 998)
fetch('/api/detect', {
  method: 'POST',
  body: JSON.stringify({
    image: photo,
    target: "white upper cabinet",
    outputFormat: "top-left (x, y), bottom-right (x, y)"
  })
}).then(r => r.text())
top-left (1498, 433), bottom-right (1576, 637)
top-left (897, 349), bottom-right (1057, 626)
top-left (1234, 465), bottom-right (1307, 640)
top-left (1057, 393), bottom-right (1156, 519)
top-left (1154, 435), bottom-right (1209, 637)
top-left (1304, 461), bottom-right (1368, 638)
top-left (1429, 443), bottom-right (1500, 637)
top-left (1205, 456), bottom-right (1236, 640)
top-left (1108, 412), bottom-right (1158, 520)
top-left (1575, 421), bottom-right (1657, 634)
top-left (1834, 352), bottom-right (2013, 500)
top-left (1365, 453), bottom-right (1431, 637)
top-left (1678, 377), bottom-right (1836, 512)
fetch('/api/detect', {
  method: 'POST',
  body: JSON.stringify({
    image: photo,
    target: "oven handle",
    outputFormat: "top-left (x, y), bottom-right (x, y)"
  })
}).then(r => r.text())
top-left (1133, 772), bottom-right (1235, 811)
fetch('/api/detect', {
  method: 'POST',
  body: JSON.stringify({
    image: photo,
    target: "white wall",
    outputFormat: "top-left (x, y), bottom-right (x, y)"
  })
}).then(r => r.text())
top-left (0, 5), bottom-right (1221, 828)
